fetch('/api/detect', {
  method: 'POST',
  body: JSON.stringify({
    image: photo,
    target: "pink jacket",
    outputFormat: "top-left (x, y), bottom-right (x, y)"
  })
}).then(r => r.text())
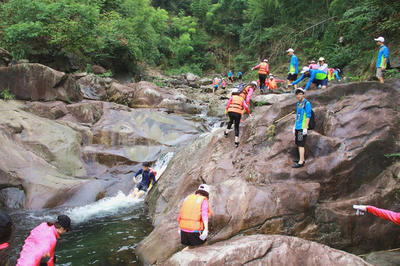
top-left (17, 223), bottom-right (59, 266)
top-left (367, 206), bottom-right (400, 225)
top-left (178, 200), bottom-right (209, 232)
top-left (309, 63), bottom-right (318, 70)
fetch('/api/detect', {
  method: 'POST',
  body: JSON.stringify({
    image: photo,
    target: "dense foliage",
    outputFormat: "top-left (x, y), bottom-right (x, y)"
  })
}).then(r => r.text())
top-left (0, 0), bottom-right (399, 78)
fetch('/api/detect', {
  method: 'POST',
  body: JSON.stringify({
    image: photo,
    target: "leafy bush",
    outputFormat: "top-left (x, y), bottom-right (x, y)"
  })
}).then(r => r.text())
top-left (0, 88), bottom-right (15, 101)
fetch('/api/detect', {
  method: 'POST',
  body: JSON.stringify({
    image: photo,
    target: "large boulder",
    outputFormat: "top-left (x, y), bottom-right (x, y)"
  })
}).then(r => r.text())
top-left (137, 82), bottom-right (400, 263)
top-left (0, 63), bottom-right (82, 102)
top-left (165, 235), bottom-right (371, 266)
top-left (76, 74), bottom-right (108, 100)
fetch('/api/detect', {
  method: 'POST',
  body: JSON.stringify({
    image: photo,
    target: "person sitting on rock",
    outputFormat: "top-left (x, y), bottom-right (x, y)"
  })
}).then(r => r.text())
top-left (17, 215), bottom-right (71, 266)
top-left (178, 184), bottom-right (212, 251)
top-left (308, 60), bottom-right (318, 70)
top-left (265, 74), bottom-right (285, 93)
top-left (291, 66), bottom-right (328, 90)
top-left (353, 205), bottom-right (400, 225)
top-left (292, 88), bottom-right (311, 168)
top-left (0, 210), bottom-right (13, 265)
top-left (131, 162), bottom-right (156, 199)
top-left (224, 88), bottom-right (251, 148)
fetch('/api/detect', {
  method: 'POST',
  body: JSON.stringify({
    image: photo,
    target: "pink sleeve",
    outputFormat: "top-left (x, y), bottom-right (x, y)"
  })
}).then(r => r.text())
top-left (226, 97), bottom-right (233, 110)
top-left (246, 88), bottom-right (253, 104)
top-left (177, 211), bottom-right (181, 222)
top-left (367, 206), bottom-right (400, 225)
top-left (243, 100), bottom-right (250, 115)
top-left (201, 200), bottom-right (209, 222)
top-left (276, 79), bottom-right (285, 82)
top-left (253, 64), bottom-right (260, 70)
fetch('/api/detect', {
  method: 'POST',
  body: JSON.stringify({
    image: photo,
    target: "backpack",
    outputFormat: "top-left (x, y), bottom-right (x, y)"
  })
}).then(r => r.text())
top-left (303, 100), bottom-right (315, 130)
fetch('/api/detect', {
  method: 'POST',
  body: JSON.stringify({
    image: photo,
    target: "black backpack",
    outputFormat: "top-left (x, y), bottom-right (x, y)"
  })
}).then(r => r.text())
top-left (303, 100), bottom-right (315, 130)
top-left (233, 83), bottom-right (247, 94)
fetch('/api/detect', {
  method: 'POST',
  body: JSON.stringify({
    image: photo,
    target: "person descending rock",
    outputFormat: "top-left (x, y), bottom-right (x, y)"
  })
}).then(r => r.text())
top-left (353, 204), bottom-right (400, 225)
top-left (286, 48), bottom-right (298, 88)
top-left (0, 210), bottom-right (13, 266)
top-left (374, 36), bottom-right (390, 83)
top-left (317, 57), bottom-right (328, 74)
top-left (17, 215), bottom-right (71, 266)
top-left (221, 78), bottom-right (227, 90)
top-left (131, 162), bottom-right (156, 199)
top-left (252, 59), bottom-right (269, 91)
top-left (228, 70), bottom-right (234, 83)
top-left (292, 88), bottom-right (312, 168)
top-left (309, 60), bottom-right (318, 70)
top-left (178, 184), bottom-right (212, 250)
top-left (237, 71), bottom-right (243, 80)
top-left (224, 88), bottom-right (251, 148)
top-left (291, 66), bottom-right (328, 90)
top-left (265, 74), bottom-right (284, 93)
top-left (327, 68), bottom-right (341, 82)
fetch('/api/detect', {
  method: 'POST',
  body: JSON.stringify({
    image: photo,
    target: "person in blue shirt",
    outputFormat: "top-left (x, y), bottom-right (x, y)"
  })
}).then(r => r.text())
top-left (374, 36), bottom-right (390, 83)
top-left (228, 70), bottom-right (234, 82)
top-left (292, 88), bottom-right (312, 168)
top-left (237, 71), bottom-right (243, 80)
top-left (286, 48), bottom-right (298, 88)
top-left (131, 162), bottom-right (156, 199)
top-left (291, 66), bottom-right (328, 90)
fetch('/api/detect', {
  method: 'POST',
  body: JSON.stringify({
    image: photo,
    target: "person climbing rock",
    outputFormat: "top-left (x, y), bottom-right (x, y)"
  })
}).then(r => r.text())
top-left (221, 78), bottom-right (227, 90)
top-left (224, 88), bottom-right (250, 148)
top-left (292, 88), bottom-right (312, 168)
top-left (17, 215), bottom-right (71, 266)
top-left (239, 81), bottom-right (257, 106)
top-left (178, 184), bottom-right (212, 250)
top-left (292, 66), bottom-right (328, 90)
top-left (328, 68), bottom-right (341, 82)
top-left (237, 71), bottom-right (243, 80)
top-left (228, 70), bottom-right (234, 83)
top-left (353, 205), bottom-right (400, 225)
top-left (309, 60), bottom-right (318, 70)
top-left (317, 57), bottom-right (328, 74)
top-left (212, 77), bottom-right (222, 93)
top-left (374, 36), bottom-right (390, 83)
top-left (265, 74), bottom-right (284, 93)
top-left (286, 48), bottom-right (298, 89)
top-left (131, 162), bottom-right (156, 199)
top-left (0, 210), bottom-right (13, 266)
top-left (252, 59), bottom-right (269, 91)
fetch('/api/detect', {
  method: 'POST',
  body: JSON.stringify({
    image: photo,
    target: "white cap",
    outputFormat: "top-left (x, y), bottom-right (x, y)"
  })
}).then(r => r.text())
top-left (198, 184), bottom-right (210, 194)
top-left (318, 57), bottom-right (325, 62)
top-left (286, 48), bottom-right (294, 53)
top-left (263, 59), bottom-right (268, 62)
top-left (300, 66), bottom-right (310, 73)
top-left (374, 36), bottom-right (385, 43)
top-left (250, 81), bottom-right (257, 86)
top-left (269, 74), bottom-right (274, 78)
top-left (295, 88), bottom-right (306, 94)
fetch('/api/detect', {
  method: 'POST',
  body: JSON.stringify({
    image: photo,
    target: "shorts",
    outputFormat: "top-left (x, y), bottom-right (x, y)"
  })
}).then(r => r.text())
top-left (312, 78), bottom-right (328, 87)
top-left (295, 129), bottom-right (307, 147)
top-left (287, 73), bottom-right (298, 81)
top-left (180, 230), bottom-right (206, 246)
top-left (136, 182), bottom-right (148, 192)
top-left (376, 68), bottom-right (384, 78)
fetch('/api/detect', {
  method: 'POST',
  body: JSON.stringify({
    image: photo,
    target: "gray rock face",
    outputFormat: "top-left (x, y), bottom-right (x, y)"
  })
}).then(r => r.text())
top-left (0, 187), bottom-right (25, 209)
top-left (165, 235), bottom-right (371, 266)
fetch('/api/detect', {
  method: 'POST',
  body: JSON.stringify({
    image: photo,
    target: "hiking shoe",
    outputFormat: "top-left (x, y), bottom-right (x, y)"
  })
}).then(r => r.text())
top-left (224, 132), bottom-right (228, 137)
top-left (235, 142), bottom-right (239, 148)
top-left (292, 162), bottom-right (305, 168)
top-left (293, 159), bottom-right (306, 163)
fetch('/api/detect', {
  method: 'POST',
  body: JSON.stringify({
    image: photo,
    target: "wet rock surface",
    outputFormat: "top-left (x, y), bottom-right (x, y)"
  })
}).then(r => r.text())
top-left (165, 235), bottom-right (371, 266)
top-left (137, 81), bottom-right (400, 264)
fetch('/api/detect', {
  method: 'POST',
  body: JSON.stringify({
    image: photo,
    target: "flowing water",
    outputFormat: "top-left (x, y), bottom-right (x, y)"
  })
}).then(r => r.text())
top-left (7, 152), bottom-right (175, 265)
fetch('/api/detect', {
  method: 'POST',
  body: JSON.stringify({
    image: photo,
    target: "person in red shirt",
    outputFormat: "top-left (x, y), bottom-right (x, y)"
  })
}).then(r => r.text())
top-left (353, 205), bottom-right (400, 225)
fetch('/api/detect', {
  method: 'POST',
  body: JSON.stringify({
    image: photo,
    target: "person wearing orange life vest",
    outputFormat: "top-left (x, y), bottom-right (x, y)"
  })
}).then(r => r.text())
top-left (131, 162), bottom-right (156, 199)
top-left (252, 59), bottom-right (269, 91)
top-left (224, 88), bottom-right (250, 148)
top-left (265, 74), bottom-right (284, 93)
top-left (239, 81), bottom-right (257, 106)
top-left (178, 184), bottom-right (212, 250)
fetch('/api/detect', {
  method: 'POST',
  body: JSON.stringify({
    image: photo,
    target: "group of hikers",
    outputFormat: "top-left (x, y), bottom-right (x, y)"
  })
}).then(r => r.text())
top-left (0, 36), bottom-right (393, 264)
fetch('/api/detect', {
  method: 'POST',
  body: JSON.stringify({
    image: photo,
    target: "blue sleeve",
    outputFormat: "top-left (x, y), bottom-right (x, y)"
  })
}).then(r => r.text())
top-left (305, 101), bottom-right (312, 118)
top-left (292, 74), bottom-right (305, 85)
top-left (383, 46), bottom-right (389, 59)
top-left (334, 71), bottom-right (340, 81)
top-left (294, 56), bottom-right (298, 73)
top-left (135, 169), bottom-right (143, 177)
top-left (305, 71), bottom-right (316, 90)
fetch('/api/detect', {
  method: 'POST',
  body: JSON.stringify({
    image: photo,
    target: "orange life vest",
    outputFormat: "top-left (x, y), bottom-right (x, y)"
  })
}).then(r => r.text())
top-left (239, 85), bottom-right (251, 99)
top-left (268, 79), bottom-right (277, 89)
top-left (258, 62), bottom-right (269, 75)
top-left (179, 194), bottom-right (212, 231)
top-left (228, 95), bottom-right (245, 114)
